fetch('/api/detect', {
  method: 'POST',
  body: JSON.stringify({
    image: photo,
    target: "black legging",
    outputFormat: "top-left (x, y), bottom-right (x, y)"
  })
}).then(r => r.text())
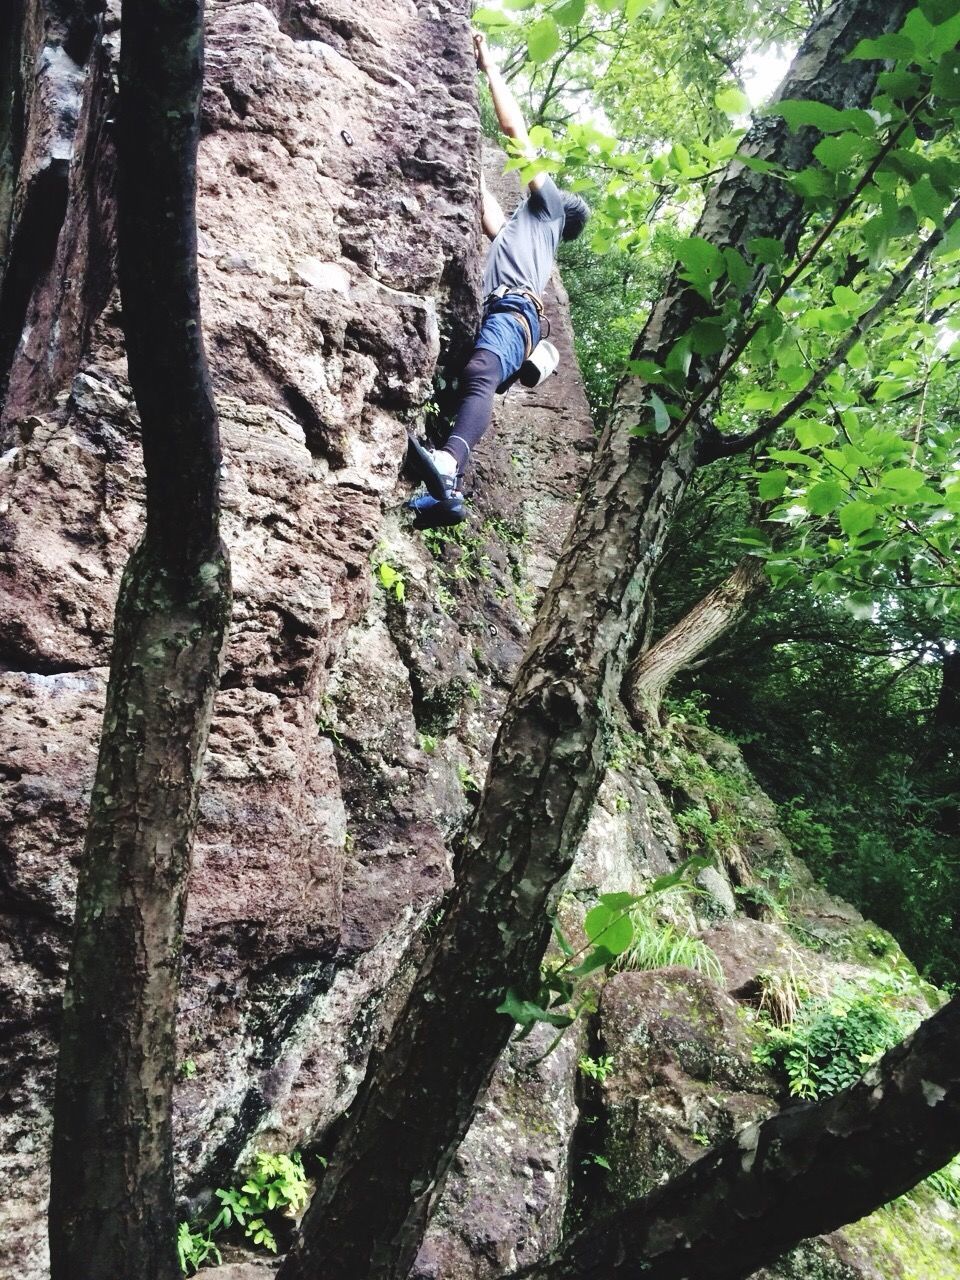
top-left (442, 347), bottom-right (502, 474)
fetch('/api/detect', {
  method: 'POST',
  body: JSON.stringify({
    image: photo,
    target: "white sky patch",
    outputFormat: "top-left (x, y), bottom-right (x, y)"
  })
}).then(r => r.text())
top-left (742, 45), bottom-right (797, 109)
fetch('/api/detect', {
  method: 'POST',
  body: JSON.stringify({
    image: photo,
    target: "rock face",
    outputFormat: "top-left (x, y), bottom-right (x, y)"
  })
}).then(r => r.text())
top-left (1, 4), bottom-right (958, 1280)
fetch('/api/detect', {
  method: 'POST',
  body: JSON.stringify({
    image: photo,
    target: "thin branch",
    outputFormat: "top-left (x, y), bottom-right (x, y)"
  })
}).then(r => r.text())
top-left (705, 200), bottom-right (960, 459)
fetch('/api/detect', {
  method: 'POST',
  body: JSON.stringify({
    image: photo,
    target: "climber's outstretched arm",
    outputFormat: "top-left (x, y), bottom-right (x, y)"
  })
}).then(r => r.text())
top-left (474, 32), bottom-right (546, 192)
top-left (480, 173), bottom-right (506, 239)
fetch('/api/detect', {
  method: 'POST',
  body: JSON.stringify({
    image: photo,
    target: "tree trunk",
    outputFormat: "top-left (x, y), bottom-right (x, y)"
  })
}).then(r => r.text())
top-left (626, 555), bottom-right (768, 725)
top-left (518, 996), bottom-right (960, 1280)
top-left (278, 4), bottom-right (911, 1278)
top-left (47, 2), bottom-right (230, 1277)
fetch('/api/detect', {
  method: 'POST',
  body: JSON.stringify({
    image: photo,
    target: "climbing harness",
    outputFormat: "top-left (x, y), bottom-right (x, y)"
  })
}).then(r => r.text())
top-left (484, 285), bottom-right (560, 390)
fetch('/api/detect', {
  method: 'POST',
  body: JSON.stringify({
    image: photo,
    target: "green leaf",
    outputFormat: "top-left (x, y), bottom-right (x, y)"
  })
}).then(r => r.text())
top-left (839, 501), bottom-right (878, 537)
top-left (628, 358), bottom-right (667, 383)
top-left (767, 100), bottom-right (875, 136)
top-left (795, 420), bottom-right (835, 449)
top-left (567, 946), bottom-right (617, 978)
top-left (584, 903), bottom-right (634, 954)
top-left (723, 248), bottom-right (752, 293)
top-left (554, 0), bottom-right (586, 25)
top-left (496, 990), bottom-right (575, 1029)
top-left (625, 0), bottom-right (656, 17)
top-left (647, 855), bottom-right (713, 896)
top-left (649, 392), bottom-right (670, 433)
top-left (806, 481), bottom-right (845, 516)
top-left (911, 174), bottom-right (949, 225)
top-left (913, 9), bottom-right (960, 56)
top-left (739, 155), bottom-right (784, 176)
top-left (848, 33), bottom-right (915, 60)
top-left (877, 70), bottom-right (922, 99)
top-left (933, 50), bottom-right (960, 100)
top-left (921, 0), bottom-right (960, 21)
top-left (882, 467), bottom-right (925, 493)
top-left (716, 86), bottom-right (750, 115)
top-left (677, 236), bottom-right (723, 279)
top-left (527, 16), bottom-right (561, 63)
top-left (748, 236), bottom-right (786, 265)
top-left (832, 284), bottom-right (864, 313)
top-left (792, 167), bottom-right (835, 199)
top-left (552, 918), bottom-right (574, 957)
top-left (814, 132), bottom-right (869, 173)
top-left (596, 891), bottom-right (640, 911)
top-left (473, 7), bottom-right (515, 28)
top-left (690, 319), bottom-right (728, 356)
top-left (758, 471), bottom-right (789, 501)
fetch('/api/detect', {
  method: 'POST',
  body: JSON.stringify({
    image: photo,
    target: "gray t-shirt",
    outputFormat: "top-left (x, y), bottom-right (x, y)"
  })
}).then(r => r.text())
top-left (482, 176), bottom-right (565, 299)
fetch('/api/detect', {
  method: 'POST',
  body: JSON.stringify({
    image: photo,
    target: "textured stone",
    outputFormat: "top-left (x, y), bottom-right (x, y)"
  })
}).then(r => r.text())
top-left (0, 2), bottom-right (598, 1272)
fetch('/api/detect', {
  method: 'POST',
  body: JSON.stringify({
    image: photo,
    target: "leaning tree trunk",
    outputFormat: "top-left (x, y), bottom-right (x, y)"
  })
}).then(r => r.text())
top-left (47, 3), bottom-right (231, 1278)
top-left (518, 995), bottom-right (960, 1280)
top-left (626, 555), bottom-right (768, 726)
top-left (277, 4), bottom-right (911, 1278)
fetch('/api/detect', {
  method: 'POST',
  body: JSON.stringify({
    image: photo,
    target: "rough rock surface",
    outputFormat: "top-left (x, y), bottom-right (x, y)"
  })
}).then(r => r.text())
top-left (2, 3), bottom-right (959, 1280)
top-left (1, 0), bottom-right (599, 1271)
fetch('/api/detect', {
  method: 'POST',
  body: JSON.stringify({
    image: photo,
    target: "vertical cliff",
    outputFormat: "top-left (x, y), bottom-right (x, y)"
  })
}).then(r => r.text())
top-left (0, 1), bottom-right (596, 1271)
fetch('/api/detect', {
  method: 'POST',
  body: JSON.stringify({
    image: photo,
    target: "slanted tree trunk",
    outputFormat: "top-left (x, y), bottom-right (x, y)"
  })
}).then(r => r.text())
top-left (278, 4), bottom-right (911, 1278)
top-left (626, 555), bottom-right (768, 726)
top-left (518, 995), bottom-right (960, 1280)
top-left (47, 3), bottom-right (231, 1278)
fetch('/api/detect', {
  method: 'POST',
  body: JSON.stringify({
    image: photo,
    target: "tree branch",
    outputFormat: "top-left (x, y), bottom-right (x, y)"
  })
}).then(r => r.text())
top-left (703, 200), bottom-right (960, 461)
top-left (517, 996), bottom-right (960, 1280)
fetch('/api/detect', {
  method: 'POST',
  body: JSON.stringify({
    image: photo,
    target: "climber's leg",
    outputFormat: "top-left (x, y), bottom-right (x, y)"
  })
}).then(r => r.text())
top-left (441, 347), bottom-right (504, 474)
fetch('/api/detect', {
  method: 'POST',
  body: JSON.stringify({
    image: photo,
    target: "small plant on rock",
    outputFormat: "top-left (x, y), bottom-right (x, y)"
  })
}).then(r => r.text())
top-left (375, 559), bottom-right (406, 603)
top-left (578, 1053), bottom-right (614, 1083)
top-left (176, 1151), bottom-right (310, 1273)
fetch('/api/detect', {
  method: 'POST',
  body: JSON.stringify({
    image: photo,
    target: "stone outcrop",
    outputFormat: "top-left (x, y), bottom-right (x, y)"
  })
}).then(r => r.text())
top-left (1, 3), bottom-right (958, 1280)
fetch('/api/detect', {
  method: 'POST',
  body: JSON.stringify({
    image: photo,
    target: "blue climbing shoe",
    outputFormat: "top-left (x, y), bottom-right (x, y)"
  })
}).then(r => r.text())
top-left (405, 492), bottom-right (467, 529)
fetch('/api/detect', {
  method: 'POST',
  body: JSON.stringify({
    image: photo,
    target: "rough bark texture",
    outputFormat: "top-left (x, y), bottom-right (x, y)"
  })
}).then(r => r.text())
top-left (626, 556), bottom-right (768, 725)
top-left (278, 4), bottom-right (913, 1278)
top-left (48, 550), bottom-right (231, 1280)
top-left (520, 996), bottom-right (960, 1280)
top-left (47, 2), bottom-right (231, 1276)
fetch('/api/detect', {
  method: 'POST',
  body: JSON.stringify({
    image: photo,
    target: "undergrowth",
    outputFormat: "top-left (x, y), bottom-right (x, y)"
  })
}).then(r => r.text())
top-left (177, 1152), bottom-right (311, 1274)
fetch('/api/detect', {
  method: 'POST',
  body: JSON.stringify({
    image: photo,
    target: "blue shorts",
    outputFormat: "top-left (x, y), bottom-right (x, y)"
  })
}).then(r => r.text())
top-left (474, 295), bottom-right (542, 387)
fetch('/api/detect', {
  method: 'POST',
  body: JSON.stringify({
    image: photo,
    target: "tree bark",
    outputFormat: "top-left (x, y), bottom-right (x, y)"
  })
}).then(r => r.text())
top-left (517, 996), bottom-right (960, 1280)
top-left (278, 4), bottom-right (911, 1278)
top-left (47, 3), bottom-right (230, 1278)
top-left (626, 555), bottom-right (768, 725)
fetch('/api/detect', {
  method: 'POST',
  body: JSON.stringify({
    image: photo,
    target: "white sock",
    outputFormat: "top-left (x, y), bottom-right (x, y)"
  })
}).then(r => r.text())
top-left (431, 448), bottom-right (458, 477)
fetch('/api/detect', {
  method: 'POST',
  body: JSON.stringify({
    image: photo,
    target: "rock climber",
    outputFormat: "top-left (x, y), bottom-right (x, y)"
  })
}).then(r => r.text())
top-left (405, 30), bottom-right (590, 529)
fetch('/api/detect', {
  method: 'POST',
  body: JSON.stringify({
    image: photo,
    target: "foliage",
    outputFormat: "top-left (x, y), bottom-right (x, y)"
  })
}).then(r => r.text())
top-left (614, 905), bottom-right (723, 981)
top-left (752, 980), bottom-right (920, 1100)
top-left (177, 1223), bottom-right (221, 1275)
top-left (925, 1156), bottom-right (960, 1210)
top-left (578, 1053), bottom-right (614, 1082)
top-left (177, 1152), bottom-right (310, 1273)
top-left (498, 855), bottom-right (713, 1052)
top-left (374, 558), bottom-right (406, 603)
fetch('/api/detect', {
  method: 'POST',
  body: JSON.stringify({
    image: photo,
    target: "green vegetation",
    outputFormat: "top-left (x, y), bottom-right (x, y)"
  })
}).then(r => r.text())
top-left (614, 904), bottom-right (723, 982)
top-left (578, 1053), bottom-right (614, 1082)
top-left (374, 558), bottom-right (406, 603)
top-left (177, 1152), bottom-right (310, 1273)
top-left (753, 979), bottom-right (920, 1101)
top-left (500, 856), bottom-right (716, 1052)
